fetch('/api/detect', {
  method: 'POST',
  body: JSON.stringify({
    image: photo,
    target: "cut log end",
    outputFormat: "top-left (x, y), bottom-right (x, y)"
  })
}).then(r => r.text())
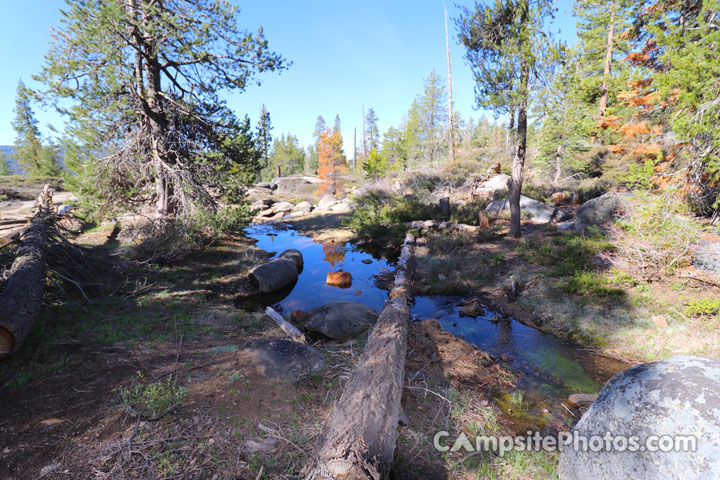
top-left (0, 327), bottom-right (14, 359)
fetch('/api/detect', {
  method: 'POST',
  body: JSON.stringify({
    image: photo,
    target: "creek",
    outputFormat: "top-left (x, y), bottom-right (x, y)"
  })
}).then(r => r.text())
top-left (245, 222), bottom-right (626, 432)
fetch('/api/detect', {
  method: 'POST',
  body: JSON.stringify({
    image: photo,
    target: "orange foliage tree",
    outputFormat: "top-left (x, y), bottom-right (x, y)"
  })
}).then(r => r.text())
top-left (317, 127), bottom-right (348, 196)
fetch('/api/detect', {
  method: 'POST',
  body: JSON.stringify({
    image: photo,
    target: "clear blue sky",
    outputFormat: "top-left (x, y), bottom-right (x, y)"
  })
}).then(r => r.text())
top-left (0, 0), bottom-right (578, 155)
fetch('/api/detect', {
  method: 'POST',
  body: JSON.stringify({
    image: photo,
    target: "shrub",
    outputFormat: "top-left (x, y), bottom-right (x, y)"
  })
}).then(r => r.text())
top-left (119, 371), bottom-right (188, 418)
top-left (613, 192), bottom-right (701, 276)
top-left (684, 298), bottom-right (720, 318)
top-left (345, 190), bottom-right (441, 248)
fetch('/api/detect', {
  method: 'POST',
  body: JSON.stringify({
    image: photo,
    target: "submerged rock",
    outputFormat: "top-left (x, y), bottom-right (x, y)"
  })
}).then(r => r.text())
top-left (305, 301), bottom-right (379, 341)
top-left (240, 339), bottom-right (325, 383)
top-left (559, 356), bottom-right (720, 480)
top-left (326, 271), bottom-right (352, 288)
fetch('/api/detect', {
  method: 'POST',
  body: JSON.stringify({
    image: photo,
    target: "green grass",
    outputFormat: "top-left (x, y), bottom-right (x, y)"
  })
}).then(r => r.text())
top-left (519, 233), bottom-right (615, 277)
top-left (684, 297), bottom-right (720, 318)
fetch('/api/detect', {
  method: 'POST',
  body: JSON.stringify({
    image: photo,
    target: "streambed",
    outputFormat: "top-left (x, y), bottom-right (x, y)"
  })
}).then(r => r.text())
top-left (244, 222), bottom-right (627, 431)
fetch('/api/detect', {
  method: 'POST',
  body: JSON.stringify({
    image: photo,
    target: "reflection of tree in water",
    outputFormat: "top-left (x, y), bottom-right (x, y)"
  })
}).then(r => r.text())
top-left (322, 242), bottom-right (346, 268)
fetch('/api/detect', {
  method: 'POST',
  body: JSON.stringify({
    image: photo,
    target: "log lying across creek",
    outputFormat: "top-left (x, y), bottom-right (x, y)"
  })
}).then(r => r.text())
top-left (302, 233), bottom-right (415, 480)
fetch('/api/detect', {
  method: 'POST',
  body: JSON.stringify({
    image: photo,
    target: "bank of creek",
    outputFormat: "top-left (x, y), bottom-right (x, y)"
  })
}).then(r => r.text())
top-left (244, 221), bottom-right (629, 434)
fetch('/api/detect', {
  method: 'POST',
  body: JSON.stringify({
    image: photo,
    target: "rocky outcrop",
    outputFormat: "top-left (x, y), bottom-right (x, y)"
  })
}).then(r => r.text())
top-left (240, 339), bottom-right (325, 383)
top-left (692, 234), bottom-right (720, 275)
top-left (305, 301), bottom-right (380, 341)
top-left (559, 356), bottom-right (720, 480)
top-left (293, 201), bottom-right (313, 214)
top-left (486, 195), bottom-right (569, 223)
top-left (317, 195), bottom-right (341, 211)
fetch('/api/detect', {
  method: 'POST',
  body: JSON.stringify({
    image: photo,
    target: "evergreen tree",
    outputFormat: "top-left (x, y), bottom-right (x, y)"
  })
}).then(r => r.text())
top-left (574, 0), bottom-right (637, 122)
top-left (381, 126), bottom-right (408, 172)
top-left (457, 0), bottom-right (557, 238)
top-left (0, 151), bottom-right (10, 176)
top-left (362, 147), bottom-right (389, 180)
top-left (365, 108), bottom-right (380, 151)
top-left (12, 81), bottom-right (44, 176)
top-left (269, 134), bottom-right (306, 177)
top-left (334, 114), bottom-right (342, 133)
top-left (256, 104), bottom-right (273, 174)
top-left (36, 0), bottom-right (287, 218)
top-left (308, 115), bottom-right (326, 174)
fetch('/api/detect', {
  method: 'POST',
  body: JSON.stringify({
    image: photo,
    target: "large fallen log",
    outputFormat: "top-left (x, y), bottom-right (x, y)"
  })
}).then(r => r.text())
top-left (0, 218), bottom-right (50, 358)
top-left (302, 233), bottom-right (415, 480)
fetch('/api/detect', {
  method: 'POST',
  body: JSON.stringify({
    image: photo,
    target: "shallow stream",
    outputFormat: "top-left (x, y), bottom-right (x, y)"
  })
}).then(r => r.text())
top-left (244, 222), bottom-right (627, 431)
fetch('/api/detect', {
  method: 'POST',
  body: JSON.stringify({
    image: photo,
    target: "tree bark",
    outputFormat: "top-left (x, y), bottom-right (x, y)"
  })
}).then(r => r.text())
top-left (553, 144), bottom-right (564, 187)
top-left (303, 234), bottom-right (414, 480)
top-left (598, 0), bottom-right (616, 119)
top-left (0, 219), bottom-right (49, 359)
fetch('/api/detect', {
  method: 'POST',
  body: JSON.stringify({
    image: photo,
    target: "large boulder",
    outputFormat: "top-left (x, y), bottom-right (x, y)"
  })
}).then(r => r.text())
top-left (305, 301), bottom-right (379, 341)
top-left (272, 176), bottom-right (321, 196)
top-left (271, 201), bottom-right (294, 214)
top-left (250, 259), bottom-right (299, 293)
top-left (574, 192), bottom-right (630, 230)
top-left (486, 195), bottom-right (569, 223)
top-left (330, 201), bottom-right (353, 213)
top-left (240, 339), bottom-right (325, 383)
top-left (481, 174), bottom-right (511, 192)
top-left (317, 195), bottom-right (340, 211)
top-left (276, 248), bottom-right (303, 272)
top-left (293, 201), bottom-right (313, 214)
top-left (559, 356), bottom-right (720, 480)
top-left (692, 234), bottom-right (720, 275)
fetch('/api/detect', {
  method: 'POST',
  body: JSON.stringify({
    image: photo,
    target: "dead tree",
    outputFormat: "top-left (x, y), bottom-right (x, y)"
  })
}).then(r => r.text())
top-left (0, 186), bottom-right (55, 358)
top-left (302, 233), bottom-right (415, 480)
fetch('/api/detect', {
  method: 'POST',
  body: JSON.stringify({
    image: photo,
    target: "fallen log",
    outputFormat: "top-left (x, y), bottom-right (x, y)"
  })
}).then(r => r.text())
top-left (302, 233), bottom-right (414, 480)
top-left (0, 218), bottom-right (49, 358)
top-left (265, 306), bottom-right (307, 344)
top-left (405, 220), bottom-right (482, 233)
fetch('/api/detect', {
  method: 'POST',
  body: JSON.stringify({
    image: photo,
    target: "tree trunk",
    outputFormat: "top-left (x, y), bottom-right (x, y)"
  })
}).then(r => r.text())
top-left (553, 144), bottom-right (564, 187)
top-left (598, 0), bottom-right (616, 120)
top-left (0, 220), bottom-right (49, 359)
top-left (303, 234), bottom-right (414, 480)
top-left (509, 3), bottom-right (530, 239)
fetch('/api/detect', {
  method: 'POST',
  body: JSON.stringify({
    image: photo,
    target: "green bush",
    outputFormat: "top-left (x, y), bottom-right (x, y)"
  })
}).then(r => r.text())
top-left (119, 371), bottom-right (188, 417)
top-left (520, 233), bottom-right (615, 277)
top-left (684, 298), bottom-right (720, 318)
top-left (345, 190), bottom-right (441, 248)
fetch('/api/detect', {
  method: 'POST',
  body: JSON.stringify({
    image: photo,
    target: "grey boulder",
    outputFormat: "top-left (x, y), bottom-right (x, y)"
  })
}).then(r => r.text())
top-left (305, 301), bottom-right (379, 341)
top-left (574, 192), bottom-right (631, 230)
top-left (317, 195), bottom-right (341, 211)
top-left (559, 356), bottom-right (720, 480)
top-left (241, 339), bottom-right (325, 383)
top-left (276, 248), bottom-right (303, 272)
top-left (250, 258), bottom-right (298, 293)
top-left (486, 195), bottom-right (569, 223)
top-left (293, 201), bottom-right (313, 214)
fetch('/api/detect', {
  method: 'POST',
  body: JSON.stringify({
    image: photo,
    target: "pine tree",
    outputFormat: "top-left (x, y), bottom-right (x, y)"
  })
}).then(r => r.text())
top-left (12, 81), bottom-right (44, 176)
top-left (334, 114), bottom-right (342, 133)
top-left (317, 128), bottom-right (348, 196)
top-left (256, 105), bottom-right (273, 174)
top-left (269, 134), bottom-right (306, 177)
top-left (362, 148), bottom-right (389, 180)
top-left (308, 115), bottom-right (326, 174)
top-left (381, 126), bottom-right (408, 172)
top-left (365, 108), bottom-right (380, 151)
top-left (36, 0), bottom-right (287, 218)
top-left (0, 151), bottom-right (10, 176)
top-left (457, 0), bottom-right (557, 238)
top-left (573, 0), bottom-right (637, 132)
